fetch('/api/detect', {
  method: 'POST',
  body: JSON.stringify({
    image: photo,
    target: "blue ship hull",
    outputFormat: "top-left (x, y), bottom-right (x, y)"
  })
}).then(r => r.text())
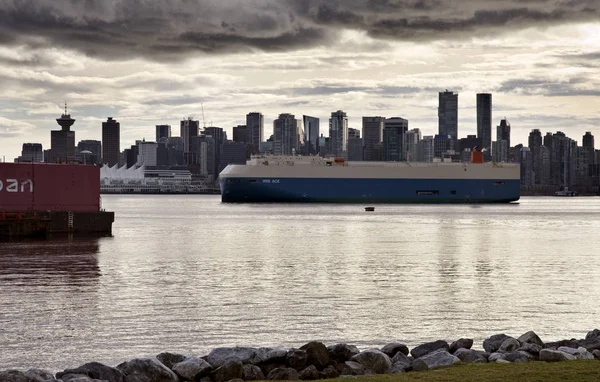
top-left (220, 177), bottom-right (520, 203)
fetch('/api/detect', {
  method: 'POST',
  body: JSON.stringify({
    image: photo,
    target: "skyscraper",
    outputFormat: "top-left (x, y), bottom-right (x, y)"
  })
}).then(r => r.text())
top-left (476, 93), bottom-right (492, 153)
top-left (18, 143), bottom-right (43, 163)
top-left (102, 117), bottom-right (120, 166)
top-left (233, 125), bottom-right (248, 143)
top-left (273, 113), bottom-right (301, 156)
top-left (48, 104), bottom-right (76, 163)
top-left (246, 112), bottom-right (264, 154)
top-left (329, 110), bottom-right (348, 158)
top-left (497, 118), bottom-right (511, 151)
top-left (383, 117), bottom-right (408, 161)
top-left (362, 116), bottom-right (385, 161)
top-left (438, 90), bottom-right (458, 139)
top-left (404, 128), bottom-right (421, 162)
top-left (180, 118), bottom-right (199, 165)
top-left (303, 115), bottom-right (320, 155)
top-left (156, 125), bottom-right (171, 142)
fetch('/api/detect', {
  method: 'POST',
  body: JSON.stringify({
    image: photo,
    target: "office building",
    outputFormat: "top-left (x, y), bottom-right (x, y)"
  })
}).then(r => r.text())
top-left (476, 93), bottom-right (492, 154)
top-left (273, 113), bottom-right (301, 156)
top-left (233, 125), bottom-right (248, 143)
top-left (404, 128), bottom-right (421, 162)
top-left (418, 136), bottom-right (435, 162)
top-left (219, 141), bottom-right (247, 173)
top-left (181, 118), bottom-right (199, 165)
top-left (155, 125), bottom-right (171, 142)
top-left (303, 116), bottom-right (320, 155)
top-left (383, 117), bottom-right (408, 161)
top-left (102, 117), bottom-right (120, 166)
top-left (363, 116), bottom-right (385, 161)
top-left (246, 112), bottom-right (264, 154)
top-left (347, 128), bottom-right (363, 161)
top-left (48, 105), bottom-right (76, 163)
top-left (203, 126), bottom-right (226, 178)
top-left (438, 90), bottom-right (458, 139)
top-left (77, 140), bottom-right (101, 165)
top-left (137, 141), bottom-right (158, 166)
top-left (329, 110), bottom-right (348, 158)
top-left (497, 119), bottom-right (511, 153)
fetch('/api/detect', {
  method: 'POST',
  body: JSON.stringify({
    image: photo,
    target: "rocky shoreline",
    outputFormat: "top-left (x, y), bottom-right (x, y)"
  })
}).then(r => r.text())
top-left (2, 330), bottom-right (600, 382)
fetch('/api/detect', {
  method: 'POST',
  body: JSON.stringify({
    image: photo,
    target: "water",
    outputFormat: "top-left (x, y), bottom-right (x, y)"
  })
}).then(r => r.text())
top-left (1, 195), bottom-right (599, 371)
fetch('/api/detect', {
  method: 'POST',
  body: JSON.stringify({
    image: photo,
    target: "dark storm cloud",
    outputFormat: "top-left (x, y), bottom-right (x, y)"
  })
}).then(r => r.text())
top-left (0, 0), bottom-right (598, 61)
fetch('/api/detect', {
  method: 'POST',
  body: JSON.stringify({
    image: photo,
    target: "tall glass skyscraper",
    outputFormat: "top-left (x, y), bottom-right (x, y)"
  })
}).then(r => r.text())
top-left (476, 93), bottom-right (492, 152)
top-left (438, 90), bottom-right (458, 139)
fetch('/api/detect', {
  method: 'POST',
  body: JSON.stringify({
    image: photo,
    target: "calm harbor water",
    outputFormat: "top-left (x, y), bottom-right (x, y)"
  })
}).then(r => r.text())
top-left (1, 195), bottom-right (600, 371)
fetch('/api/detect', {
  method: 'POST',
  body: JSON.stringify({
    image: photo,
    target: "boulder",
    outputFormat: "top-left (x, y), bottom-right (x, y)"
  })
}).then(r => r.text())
top-left (286, 349), bottom-right (308, 370)
top-left (211, 360), bottom-right (243, 382)
top-left (242, 364), bottom-right (265, 381)
top-left (172, 357), bottom-right (213, 380)
top-left (298, 365), bottom-right (321, 380)
top-left (57, 375), bottom-right (103, 382)
top-left (390, 352), bottom-right (412, 371)
top-left (488, 352), bottom-right (506, 362)
top-left (545, 339), bottom-right (579, 349)
top-left (449, 338), bottom-right (473, 353)
top-left (557, 346), bottom-right (595, 360)
top-left (578, 337), bottom-right (600, 352)
top-left (24, 369), bottom-right (55, 382)
top-left (250, 348), bottom-right (288, 365)
top-left (338, 361), bottom-right (365, 376)
top-left (586, 329), bottom-right (600, 339)
top-left (592, 350), bottom-right (600, 359)
top-left (483, 334), bottom-right (515, 353)
top-left (380, 343), bottom-right (409, 357)
top-left (412, 349), bottom-right (460, 371)
top-left (453, 348), bottom-right (487, 364)
top-left (539, 349), bottom-right (577, 362)
top-left (327, 344), bottom-right (360, 363)
top-left (321, 365), bottom-right (339, 379)
top-left (267, 367), bottom-right (300, 380)
top-left (504, 351), bottom-right (530, 363)
top-left (299, 342), bottom-right (330, 370)
top-left (206, 347), bottom-right (256, 367)
top-left (0, 370), bottom-right (40, 382)
top-left (499, 338), bottom-right (521, 352)
top-left (518, 342), bottom-right (543, 356)
top-left (156, 352), bottom-right (187, 370)
top-left (517, 331), bottom-right (545, 348)
top-left (116, 358), bottom-right (178, 382)
top-left (410, 340), bottom-right (449, 359)
top-left (56, 362), bottom-right (124, 382)
top-left (350, 349), bottom-right (392, 374)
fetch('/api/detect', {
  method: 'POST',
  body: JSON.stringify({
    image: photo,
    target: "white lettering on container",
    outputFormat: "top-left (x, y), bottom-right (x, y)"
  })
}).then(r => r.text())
top-left (0, 179), bottom-right (34, 193)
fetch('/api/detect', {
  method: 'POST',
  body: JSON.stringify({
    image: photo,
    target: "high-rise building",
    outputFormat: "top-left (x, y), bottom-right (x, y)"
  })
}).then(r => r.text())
top-left (418, 136), bottom-right (435, 162)
top-left (137, 141), bottom-right (158, 166)
top-left (476, 93), bottom-right (492, 154)
top-left (233, 125), bottom-right (248, 143)
top-left (329, 110), bottom-right (348, 158)
top-left (180, 118), bottom-right (199, 165)
top-left (492, 140), bottom-right (509, 162)
top-left (48, 104), bottom-right (76, 163)
top-left (404, 128), bottom-right (421, 162)
top-left (303, 116), bottom-right (320, 155)
top-left (273, 113), bottom-right (301, 156)
top-left (17, 143), bottom-right (43, 163)
top-left (383, 117), bottom-right (408, 161)
top-left (528, 129), bottom-right (543, 184)
top-left (497, 118), bottom-right (511, 152)
top-left (219, 141), bottom-right (247, 173)
top-left (156, 125), bottom-right (171, 142)
top-left (203, 126), bottom-right (226, 178)
top-left (347, 128), bottom-right (363, 161)
top-left (438, 90), bottom-right (458, 139)
top-left (246, 112), bottom-right (264, 154)
top-left (77, 140), bottom-right (102, 165)
top-left (583, 131), bottom-right (595, 166)
top-left (102, 117), bottom-right (120, 166)
top-left (363, 116), bottom-right (385, 161)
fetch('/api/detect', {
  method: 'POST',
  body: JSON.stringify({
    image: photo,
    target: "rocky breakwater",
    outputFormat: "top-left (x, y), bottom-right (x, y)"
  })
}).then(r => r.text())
top-left (2, 329), bottom-right (600, 381)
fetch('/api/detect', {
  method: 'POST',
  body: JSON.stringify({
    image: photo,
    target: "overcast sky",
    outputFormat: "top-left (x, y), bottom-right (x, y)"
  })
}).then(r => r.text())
top-left (1, 0), bottom-right (599, 160)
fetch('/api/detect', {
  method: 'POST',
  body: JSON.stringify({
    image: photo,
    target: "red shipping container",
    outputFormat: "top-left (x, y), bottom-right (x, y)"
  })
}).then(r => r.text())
top-left (0, 163), bottom-right (100, 212)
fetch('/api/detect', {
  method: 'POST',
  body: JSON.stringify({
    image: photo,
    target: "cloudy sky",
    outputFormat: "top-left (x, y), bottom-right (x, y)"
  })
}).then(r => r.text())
top-left (1, 0), bottom-right (599, 160)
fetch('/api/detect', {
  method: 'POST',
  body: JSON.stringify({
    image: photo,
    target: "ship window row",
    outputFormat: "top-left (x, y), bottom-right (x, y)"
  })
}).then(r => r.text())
top-left (416, 190), bottom-right (440, 196)
top-left (493, 181), bottom-right (505, 186)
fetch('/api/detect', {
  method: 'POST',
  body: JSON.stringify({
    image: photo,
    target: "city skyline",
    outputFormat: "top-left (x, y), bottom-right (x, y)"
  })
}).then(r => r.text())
top-left (1, 1), bottom-right (599, 160)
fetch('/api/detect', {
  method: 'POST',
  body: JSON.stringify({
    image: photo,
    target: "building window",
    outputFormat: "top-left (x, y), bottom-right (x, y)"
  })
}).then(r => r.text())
top-left (417, 190), bottom-right (440, 196)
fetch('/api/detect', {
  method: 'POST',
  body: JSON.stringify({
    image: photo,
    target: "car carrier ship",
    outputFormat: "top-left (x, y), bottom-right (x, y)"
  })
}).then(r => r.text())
top-left (219, 151), bottom-right (520, 203)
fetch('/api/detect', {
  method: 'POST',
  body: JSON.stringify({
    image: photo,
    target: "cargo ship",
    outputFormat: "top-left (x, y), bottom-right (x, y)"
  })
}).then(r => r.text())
top-left (0, 162), bottom-right (114, 239)
top-left (219, 152), bottom-right (520, 203)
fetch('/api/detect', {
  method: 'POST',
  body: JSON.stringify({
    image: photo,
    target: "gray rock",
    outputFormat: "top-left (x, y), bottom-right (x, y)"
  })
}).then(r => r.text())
top-left (586, 329), bottom-right (600, 339)
top-left (518, 342), bottom-right (543, 356)
top-left (592, 349), bottom-right (600, 359)
top-left (24, 369), bottom-right (55, 382)
top-left (390, 352), bottom-right (412, 371)
top-left (206, 347), bottom-right (256, 367)
top-left (449, 338), bottom-right (473, 353)
top-left (60, 375), bottom-right (106, 382)
top-left (116, 358), bottom-right (178, 382)
top-left (483, 334), bottom-right (514, 353)
top-left (578, 337), bottom-right (600, 352)
top-left (539, 349), bottom-right (577, 362)
top-left (299, 342), bottom-right (330, 370)
top-left (504, 351), bottom-right (530, 363)
top-left (557, 346), bottom-right (594, 360)
top-left (453, 348), bottom-right (487, 364)
top-left (338, 361), bottom-right (365, 376)
top-left (286, 349), bottom-right (308, 370)
top-left (499, 338), bottom-right (521, 352)
top-left (412, 349), bottom-right (460, 371)
top-left (57, 362), bottom-right (124, 382)
top-left (321, 365), bottom-right (339, 379)
top-left (298, 365), bottom-right (321, 380)
top-left (250, 348), bottom-right (288, 365)
top-left (496, 359), bottom-right (511, 364)
top-left (211, 360), bottom-right (243, 382)
top-left (380, 343), bottom-right (409, 358)
top-left (156, 352), bottom-right (187, 370)
top-left (172, 357), bottom-right (212, 380)
top-left (410, 340), bottom-right (449, 359)
top-left (267, 367), bottom-right (300, 380)
top-left (545, 339), bottom-right (579, 349)
top-left (349, 349), bottom-right (392, 374)
top-left (517, 331), bottom-right (545, 348)
top-left (327, 344), bottom-right (360, 363)
top-left (242, 364), bottom-right (265, 381)
top-left (488, 352), bottom-right (506, 362)
top-left (0, 370), bottom-right (41, 382)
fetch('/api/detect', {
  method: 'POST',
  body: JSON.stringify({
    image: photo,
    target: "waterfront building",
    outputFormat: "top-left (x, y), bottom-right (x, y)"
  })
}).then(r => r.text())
top-left (433, 135), bottom-right (454, 159)
top-left (519, 147), bottom-right (534, 187)
top-left (137, 141), bottom-right (158, 166)
top-left (273, 113), bottom-right (301, 156)
top-left (583, 132), bottom-right (595, 165)
top-left (203, 126), bottom-right (226, 178)
top-left (347, 128), bottom-right (363, 161)
top-left (181, 118), bottom-right (199, 165)
top-left (303, 116), bottom-right (320, 155)
top-left (363, 116), bottom-right (385, 161)
top-left (156, 125), bottom-right (171, 142)
top-left (48, 105), bottom-right (76, 163)
top-left (383, 118), bottom-right (408, 161)
top-left (458, 135), bottom-right (482, 162)
top-left (528, 129), bottom-right (543, 184)
top-left (17, 143), bottom-right (43, 163)
top-left (497, 119), bottom-right (511, 155)
top-left (438, 90), bottom-right (458, 139)
top-left (476, 93), bottom-right (492, 155)
top-left (329, 110), bottom-right (348, 158)
top-left (418, 135), bottom-right (435, 162)
top-left (246, 112), bottom-right (264, 154)
top-left (492, 140), bottom-right (509, 162)
top-left (77, 140), bottom-right (102, 165)
top-left (404, 128), bottom-right (421, 162)
top-left (102, 117), bottom-right (120, 166)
